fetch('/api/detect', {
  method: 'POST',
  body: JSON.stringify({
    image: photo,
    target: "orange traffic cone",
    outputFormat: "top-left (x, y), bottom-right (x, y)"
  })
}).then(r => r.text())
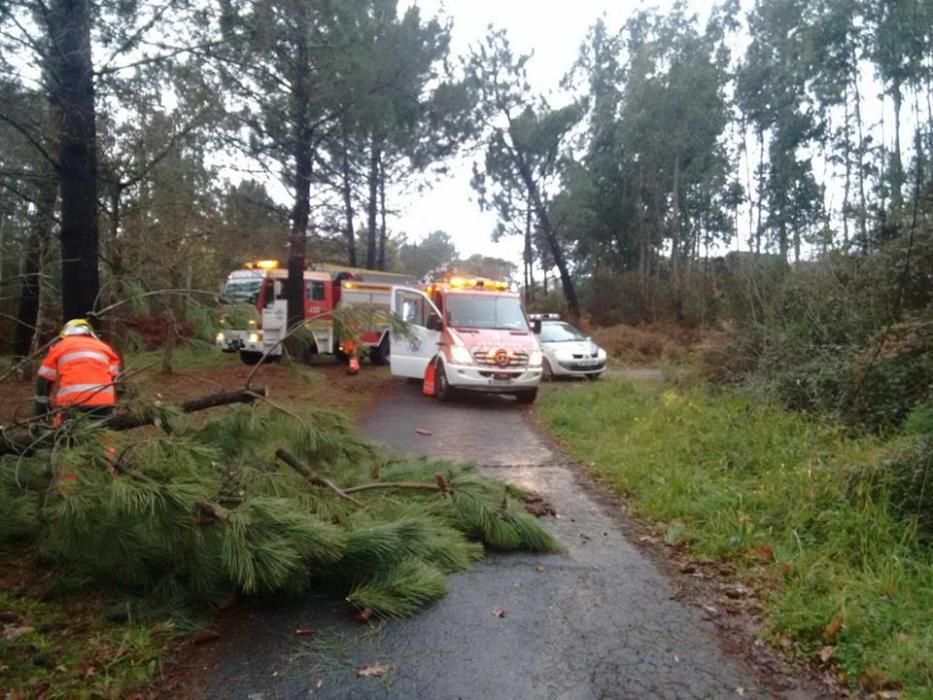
top-left (423, 360), bottom-right (436, 396)
top-left (348, 355), bottom-right (361, 374)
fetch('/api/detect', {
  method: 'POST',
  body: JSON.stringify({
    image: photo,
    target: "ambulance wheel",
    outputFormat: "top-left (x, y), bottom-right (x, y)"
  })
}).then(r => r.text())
top-left (435, 361), bottom-right (454, 402)
top-left (371, 337), bottom-right (390, 366)
top-left (515, 388), bottom-right (538, 405)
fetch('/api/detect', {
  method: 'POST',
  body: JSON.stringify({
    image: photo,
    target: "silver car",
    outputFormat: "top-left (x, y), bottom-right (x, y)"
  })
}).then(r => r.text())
top-left (530, 315), bottom-right (607, 380)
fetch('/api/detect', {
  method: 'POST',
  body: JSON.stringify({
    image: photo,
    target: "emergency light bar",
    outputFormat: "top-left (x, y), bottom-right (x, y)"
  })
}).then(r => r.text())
top-left (244, 260), bottom-right (279, 270)
top-left (446, 276), bottom-right (509, 291)
top-left (528, 313), bottom-right (561, 321)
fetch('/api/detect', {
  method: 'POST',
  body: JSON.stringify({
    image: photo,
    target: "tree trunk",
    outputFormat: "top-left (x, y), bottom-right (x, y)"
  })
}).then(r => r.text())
top-left (377, 153), bottom-right (387, 270)
top-left (513, 156), bottom-right (579, 318)
top-left (47, 0), bottom-right (100, 320)
top-left (842, 83), bottom-right (851, 249)
top-left (670, 153), bottom-right (681, 277)
top-left (755, 129), bottom-right (764, 254)
top-left (853, 66), bottom-right (868, 252)
top-left (287, 15), bottom-right (312, 329)
top-left (891, 82), bottom-right (904, 208)
top-left (523, 205), bottom-right (533, 303)
top-left (365, 134), bottom-right (379, 269)
top-left (340, 131), bottom-right (356, 267)
top-left (14, 173), bottom-right (58, 357)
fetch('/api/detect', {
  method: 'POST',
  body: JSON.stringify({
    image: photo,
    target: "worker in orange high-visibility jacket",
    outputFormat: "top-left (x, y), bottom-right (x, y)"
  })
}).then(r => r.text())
top-left (35, 319), bottom-right (122, 421)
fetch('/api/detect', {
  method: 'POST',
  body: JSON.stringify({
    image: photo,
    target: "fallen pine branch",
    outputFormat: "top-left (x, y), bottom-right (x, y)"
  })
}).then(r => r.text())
top-left (343, 477), bottom-right (449, 495)
top-left (275, 447), bottom-right (365, 507)
top-left (0, 386), bottom-right (268, 458)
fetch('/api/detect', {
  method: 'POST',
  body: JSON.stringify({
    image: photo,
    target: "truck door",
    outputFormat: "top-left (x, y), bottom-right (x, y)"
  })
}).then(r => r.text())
top-left (390, 287), bottom-right (442, 379)
top-left (260, 279), bottom-right (288, 351)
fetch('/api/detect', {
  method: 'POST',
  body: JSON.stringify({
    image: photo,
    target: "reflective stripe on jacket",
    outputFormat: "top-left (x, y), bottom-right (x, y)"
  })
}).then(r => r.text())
top-left (38, 335), bottom-right (121, 408)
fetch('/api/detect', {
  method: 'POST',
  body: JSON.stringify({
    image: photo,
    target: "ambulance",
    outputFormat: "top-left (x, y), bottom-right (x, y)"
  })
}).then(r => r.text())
top-left (216, 261), bottom-right (414, 365)
top-left (389, 276), bottom-right (543, 403)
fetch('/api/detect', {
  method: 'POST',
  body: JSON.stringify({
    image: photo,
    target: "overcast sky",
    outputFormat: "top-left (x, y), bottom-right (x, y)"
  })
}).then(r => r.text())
top-left (394, 0), bottom-right (705, 266)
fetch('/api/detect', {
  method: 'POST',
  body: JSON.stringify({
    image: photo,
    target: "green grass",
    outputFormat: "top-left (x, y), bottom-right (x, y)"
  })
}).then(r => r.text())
top-left (0, 589), bottom-right (177, 698)
top-left (539, 378), bottom-right (933, 697)
top-left (124, 343), bottom-right (240, 373)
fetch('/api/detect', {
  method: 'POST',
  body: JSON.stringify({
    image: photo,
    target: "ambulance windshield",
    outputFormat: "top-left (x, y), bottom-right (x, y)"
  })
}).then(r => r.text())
top-left (445, 294), bottom-right (527, 331)
top-left (222, 278), bottom-right (262, 304)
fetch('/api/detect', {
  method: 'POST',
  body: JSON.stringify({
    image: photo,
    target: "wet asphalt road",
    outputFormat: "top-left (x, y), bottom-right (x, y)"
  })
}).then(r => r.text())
top-left (206, 380), bottom-right (773, 699)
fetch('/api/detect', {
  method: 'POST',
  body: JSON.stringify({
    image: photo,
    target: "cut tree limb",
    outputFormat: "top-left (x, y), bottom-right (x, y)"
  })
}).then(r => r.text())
top-left (0, 386), bottom-right (268, 458)
top-left (105, 387), bottom-right (269, 430)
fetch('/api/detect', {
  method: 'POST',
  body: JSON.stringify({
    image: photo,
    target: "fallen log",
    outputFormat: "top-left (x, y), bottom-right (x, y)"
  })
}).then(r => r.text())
top-left (0, 386), bottom-right (268, 458)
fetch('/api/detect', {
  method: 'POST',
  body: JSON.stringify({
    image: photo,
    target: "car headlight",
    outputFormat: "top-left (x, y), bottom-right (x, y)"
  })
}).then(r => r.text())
top-left (449, 345), bottom-right (473, 365)
top-left (216, 332), bottom-right (226, 343)
top-left (555, 348), bottom-right (574, 362)
top-left (597, 347), bottom-right (607, 360)
top-left (529, 350), bottom-right (543, 367)
top-left (248, 332), bottom-right (262, 343)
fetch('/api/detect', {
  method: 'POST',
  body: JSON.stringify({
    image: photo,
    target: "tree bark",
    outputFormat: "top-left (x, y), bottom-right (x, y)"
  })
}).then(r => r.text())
top-left (47, 0), bottom-right (100, 320)
top-left (14, 172), bottom-right (57, 357)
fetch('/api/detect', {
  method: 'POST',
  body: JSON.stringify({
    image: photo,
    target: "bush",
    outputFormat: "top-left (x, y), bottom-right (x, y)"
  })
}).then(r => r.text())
top-left (707, 229), bottom-right (933, 432)
top-left (850, 435), bottom-right (933, 542)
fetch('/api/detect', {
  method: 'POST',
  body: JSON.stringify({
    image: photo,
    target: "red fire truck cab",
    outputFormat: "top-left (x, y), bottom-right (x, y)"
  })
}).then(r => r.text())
top-left (217, 261), bottom-right (414, 365)
top-left (389, 276), bottom-right (543, 403)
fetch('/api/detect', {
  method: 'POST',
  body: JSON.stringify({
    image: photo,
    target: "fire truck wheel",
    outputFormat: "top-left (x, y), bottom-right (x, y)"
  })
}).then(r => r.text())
top-left (515, 388), bottom-right (538, 405)
top-left (239, 351), bottom-right (264, 366)
top-left (301, 341), bottom-right (319, 365)
top-left (370, 337), bottom-right (390, 366)
top-left (434, 361), bottom-right (454, 402)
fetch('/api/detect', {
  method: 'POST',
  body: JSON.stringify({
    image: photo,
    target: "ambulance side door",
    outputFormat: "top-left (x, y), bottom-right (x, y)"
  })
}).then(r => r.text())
top-left (390, 287), bottom-right (442, 378)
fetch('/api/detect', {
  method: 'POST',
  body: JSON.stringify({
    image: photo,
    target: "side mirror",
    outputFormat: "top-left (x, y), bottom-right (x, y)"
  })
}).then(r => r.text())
top-left (426, 313), bottom-right (441, 331)
top-left (532, 319), bottom-right (542, 334)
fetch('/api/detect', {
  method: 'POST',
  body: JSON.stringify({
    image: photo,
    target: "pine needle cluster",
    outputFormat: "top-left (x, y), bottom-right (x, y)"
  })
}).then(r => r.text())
top-left (0, 405), bottom-right (560, 617)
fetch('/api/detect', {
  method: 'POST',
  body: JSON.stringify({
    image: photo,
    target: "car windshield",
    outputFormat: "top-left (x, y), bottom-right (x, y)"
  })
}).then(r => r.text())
top-left (446, 294), bottom-right (528, 331)
top-left (222, 278), bottom-right (262, 304)
top-left (539, 321), bottom-right (586, 342)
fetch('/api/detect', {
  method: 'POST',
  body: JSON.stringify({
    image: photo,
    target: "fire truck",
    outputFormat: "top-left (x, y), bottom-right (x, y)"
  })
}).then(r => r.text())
top-left (216, 261), bottom-right (414, 365)
top-left (388, 275), bottom-right (543, 403)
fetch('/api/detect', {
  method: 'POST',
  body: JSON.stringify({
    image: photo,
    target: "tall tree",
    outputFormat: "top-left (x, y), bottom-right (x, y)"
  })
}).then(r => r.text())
top-left (468, 31), bottom-right (583, 318)
top-left (44, 0), bottom-right (99, 318)
top-left (218, 0), bottom-right (349, 325)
